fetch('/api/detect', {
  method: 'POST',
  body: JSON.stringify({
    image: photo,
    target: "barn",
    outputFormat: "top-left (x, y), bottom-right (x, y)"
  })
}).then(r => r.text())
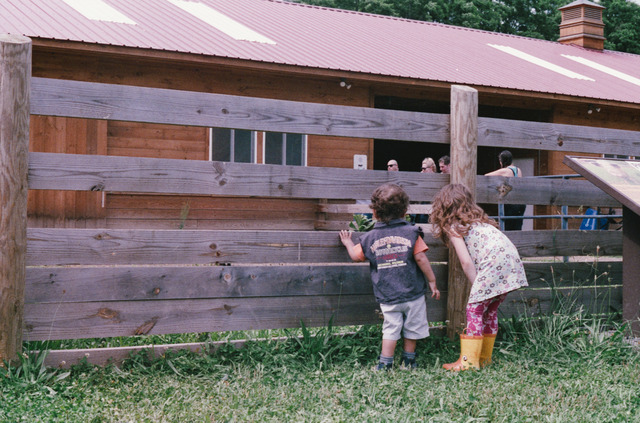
top-left (1, 0), bottom-right (639, 231)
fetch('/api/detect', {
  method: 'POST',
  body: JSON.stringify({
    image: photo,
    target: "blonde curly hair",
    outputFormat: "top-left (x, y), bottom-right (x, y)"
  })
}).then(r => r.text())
top-left (429, 184), bottom-right (497, 244)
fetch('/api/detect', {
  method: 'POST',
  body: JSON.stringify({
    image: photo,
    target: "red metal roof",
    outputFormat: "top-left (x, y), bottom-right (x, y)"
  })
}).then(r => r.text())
top-left (2, 0), bottom-right (640, 104)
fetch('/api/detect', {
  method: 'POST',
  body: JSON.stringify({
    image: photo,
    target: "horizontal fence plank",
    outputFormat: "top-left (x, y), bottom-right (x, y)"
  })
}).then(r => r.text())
top-left (31, 78), bottom-right (640, 156)
top-left (522, 260), bottom-right (622, 289)
top-left (504, 230), bottom-right (622, 257)
top-left (24, 260), bottom-right (620, 341)
top-left (476, 175), bottom-right (619, 207)
top-left (26, 228), bottom-right (620, 266)
top-left (28, 152), bottom-right (448, 201)
top-left (318, 204), bottom-right (433, 214)
top-left (25, 261), bottom-right (620, 304)
top-left (23, 295), bottom-right (387, 341)
top-left (479, 117), bottom-right (640, 157)
top-left (24, 264), bottom-right (380, 303)
top-left (29, 153), bottom-right (619, 207)
top-left (30, 77), bottom-right (450, 143)
top-left (24, 228), bottom-right (443, 265)
top-left (504, 282), bottom-right (622, 318)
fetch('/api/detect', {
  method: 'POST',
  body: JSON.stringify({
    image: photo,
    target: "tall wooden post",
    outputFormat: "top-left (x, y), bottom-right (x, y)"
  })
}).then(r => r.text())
top-left (0, 35), bottom-right (31, 363)
top-left (446, 85), bottom-right (478, 339)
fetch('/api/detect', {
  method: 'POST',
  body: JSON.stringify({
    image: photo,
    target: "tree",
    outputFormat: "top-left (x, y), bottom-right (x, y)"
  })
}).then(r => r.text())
top-left (291, 0), bottom-right (640, 54)
top-left (601, 0), bottom-right (640, 54)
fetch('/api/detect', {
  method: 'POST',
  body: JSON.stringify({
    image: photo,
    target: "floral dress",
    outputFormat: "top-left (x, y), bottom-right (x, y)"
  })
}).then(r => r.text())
top-left (464, 223), bottom-right (528, 304)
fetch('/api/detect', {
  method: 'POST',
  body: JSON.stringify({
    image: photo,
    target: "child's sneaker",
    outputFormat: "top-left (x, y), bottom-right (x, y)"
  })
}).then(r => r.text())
top-left (399, 357), bottom-right (417, 370)
top-left (373, 362), bottom-right (393, 372)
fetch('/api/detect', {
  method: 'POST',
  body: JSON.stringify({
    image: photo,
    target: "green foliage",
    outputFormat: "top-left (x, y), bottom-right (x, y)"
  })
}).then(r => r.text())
top-left (292, 0), bottom-right (640, 53)
top-left (1, 316), bottom-right (639, 422)
top-left (349, 213), bottom-right (374, 231)
top-left (1, 351), bottom-right (70, 393)
top-left (601, 0), bottom-right (640, 54)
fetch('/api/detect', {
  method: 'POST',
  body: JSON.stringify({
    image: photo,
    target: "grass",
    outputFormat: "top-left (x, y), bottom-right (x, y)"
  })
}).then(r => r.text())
top-left (2, 310), bottom-right (639, 423)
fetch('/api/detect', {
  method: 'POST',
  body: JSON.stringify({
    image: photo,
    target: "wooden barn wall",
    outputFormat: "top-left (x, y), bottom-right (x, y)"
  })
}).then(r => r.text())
top-left (28, 48), bottom-right (640, 230)
top-left (27, 116), bottom-right (107, 228)
top-left (29, 50), bottom-right (375, 229)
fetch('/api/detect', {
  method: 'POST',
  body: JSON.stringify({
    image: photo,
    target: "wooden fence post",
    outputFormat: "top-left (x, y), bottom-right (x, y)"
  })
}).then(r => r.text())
top-left (0, 35), bottom-right (31, 363)
top-left (446, 85), bottom-right (478, 339)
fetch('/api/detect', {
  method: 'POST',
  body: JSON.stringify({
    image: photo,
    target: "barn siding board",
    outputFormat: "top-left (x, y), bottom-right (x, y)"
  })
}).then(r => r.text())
top-left (28, 117), bottom-right (107, 228)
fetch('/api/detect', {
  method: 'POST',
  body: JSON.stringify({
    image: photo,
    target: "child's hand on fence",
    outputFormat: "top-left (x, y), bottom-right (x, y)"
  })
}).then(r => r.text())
top-left (339, 230), bottom-right (354, 247)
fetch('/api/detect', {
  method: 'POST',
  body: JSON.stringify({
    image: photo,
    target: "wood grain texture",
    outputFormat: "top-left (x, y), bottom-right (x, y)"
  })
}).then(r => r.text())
top-left (447, 85), bottom-right (478, 337)
top-left (28, 152), bottom-right (620, 207)
top-left (22, 295), bottom-right (386, 341)
top-left (22, 260), bottom-right (621, 342)
top-left (30, 77), bottom-right (640, 156)
top-left (24, 261), bottom-right (620, 303)
top-left (25, 228), bottom-right (620, 266)
top-left (0, 35), bottom-right (31, 361)
top-left (30, 77), bottom-right (450, 143)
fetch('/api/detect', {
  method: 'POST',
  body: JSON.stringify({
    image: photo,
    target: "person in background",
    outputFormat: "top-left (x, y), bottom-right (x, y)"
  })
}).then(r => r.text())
top-left (429, 184), bottom-right (528, 371)
top-left (340, 183), bottom-right (440, 371)
top-left (421, 157), bottom-right (437, 173)
top-left (438, 155), bottom-right (450, 174)
top-left (414, 157), bottom-right (437, 223)
top-left (485, 150), bottom-right (526, 231)
top-left (387, 159), bottom-right (399, 171)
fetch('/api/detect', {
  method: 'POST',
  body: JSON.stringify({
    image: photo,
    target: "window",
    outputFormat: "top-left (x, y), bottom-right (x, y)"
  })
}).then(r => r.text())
top-left (604, 154), bottom-right (637, 160)
top-left (210, 128), bottom-right (307, 166)
top-left (264, 132), bottom-right (306, 166)
top-left (210, 128), bottom-right (255, 163)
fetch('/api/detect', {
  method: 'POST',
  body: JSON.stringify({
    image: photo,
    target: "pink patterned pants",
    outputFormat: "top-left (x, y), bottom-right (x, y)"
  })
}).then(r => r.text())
top-left (466, 294), bottom-right (508, 336)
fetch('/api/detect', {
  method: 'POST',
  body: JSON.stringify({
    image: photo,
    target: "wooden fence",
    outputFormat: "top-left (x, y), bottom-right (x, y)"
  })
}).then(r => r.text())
top-left (1, 37), bottom-right (637, 366)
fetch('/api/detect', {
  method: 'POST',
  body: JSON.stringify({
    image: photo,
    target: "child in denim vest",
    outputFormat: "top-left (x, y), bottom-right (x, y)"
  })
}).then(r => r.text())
top-left (340, 183), bottom-right (440, 370)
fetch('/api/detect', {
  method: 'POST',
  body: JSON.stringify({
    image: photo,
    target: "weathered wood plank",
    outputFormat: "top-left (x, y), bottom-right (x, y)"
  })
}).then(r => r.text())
top-left (26, 228), bottom-right (620, 266)
top-left (24, 260), bottom-right (621, 304)
top-left (30, 77), bottom-right (450, 143)
top-left (30, 78), bottom-right (640, 156)
top-left (447, 85), bottom-right (478, 337)
top-left (479, 116), bottom-right (640, 157)
top-left (22, 281), bottom-right (621, 342)
top-left (28, 152), bottom-right (619, 207)
top-left (476, 175), bottom-right (619, 207)
top-left (522, 260), bottom-right (622, 289)
top-left (28, 152), bottom-right (448, 201)
top-left (317, 204), bottom-right (433, 214)
top-left (505, 230), bottom-right (623, 257)
top-left (24, 264), bottom-right (377, 303)
top-left (0, 34), bottom-right (31, 362)
top-left (503, 283), bottom-right (622, 318)
top-left (22, 295), bottom-right (386, 341)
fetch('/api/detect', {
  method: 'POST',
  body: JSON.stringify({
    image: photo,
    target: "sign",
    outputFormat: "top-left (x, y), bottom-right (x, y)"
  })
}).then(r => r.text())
top-left (563, 156), bottom-right (640, 216)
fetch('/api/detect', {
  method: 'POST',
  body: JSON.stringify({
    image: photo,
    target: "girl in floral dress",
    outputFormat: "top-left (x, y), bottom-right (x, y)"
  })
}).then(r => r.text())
top-left (430, 184), bottom-right (528, 371)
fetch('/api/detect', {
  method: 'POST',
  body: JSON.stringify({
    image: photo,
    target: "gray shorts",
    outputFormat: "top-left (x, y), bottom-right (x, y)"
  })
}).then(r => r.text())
top-left (380, 295), bottom-right (430, 341)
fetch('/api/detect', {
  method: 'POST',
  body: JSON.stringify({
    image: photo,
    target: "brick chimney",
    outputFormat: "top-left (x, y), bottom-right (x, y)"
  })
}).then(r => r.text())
top-left (558, 0), bottom-right (605, 50)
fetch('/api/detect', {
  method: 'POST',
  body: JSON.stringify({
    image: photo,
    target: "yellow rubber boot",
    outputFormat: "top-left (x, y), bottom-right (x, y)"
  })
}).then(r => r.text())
top-left (479, 334), bottom-right (497, 368)
top-left (443, 334), bottom-right (483, 371)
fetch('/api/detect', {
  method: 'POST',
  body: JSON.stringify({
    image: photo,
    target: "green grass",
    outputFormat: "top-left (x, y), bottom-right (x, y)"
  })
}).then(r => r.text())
top-left (2, 314), bottom-right (639, 422)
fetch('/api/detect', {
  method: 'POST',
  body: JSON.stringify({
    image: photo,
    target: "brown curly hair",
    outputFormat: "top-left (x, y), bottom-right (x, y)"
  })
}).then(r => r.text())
top-left (429, 184), bottom-right (497, 244)
top-left (370, 183), bottom-right (409, 223)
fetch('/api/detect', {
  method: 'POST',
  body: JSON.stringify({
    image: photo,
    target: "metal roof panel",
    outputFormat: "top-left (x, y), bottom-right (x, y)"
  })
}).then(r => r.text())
top-left (1, 0), bottom-right (639, 104)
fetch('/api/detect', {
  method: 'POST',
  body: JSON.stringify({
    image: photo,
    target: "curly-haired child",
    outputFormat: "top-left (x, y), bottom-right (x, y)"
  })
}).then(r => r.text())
top-left (430, 184), bottom-right (528, 371)
top-left (340, 183), bottom-right (440, 371)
